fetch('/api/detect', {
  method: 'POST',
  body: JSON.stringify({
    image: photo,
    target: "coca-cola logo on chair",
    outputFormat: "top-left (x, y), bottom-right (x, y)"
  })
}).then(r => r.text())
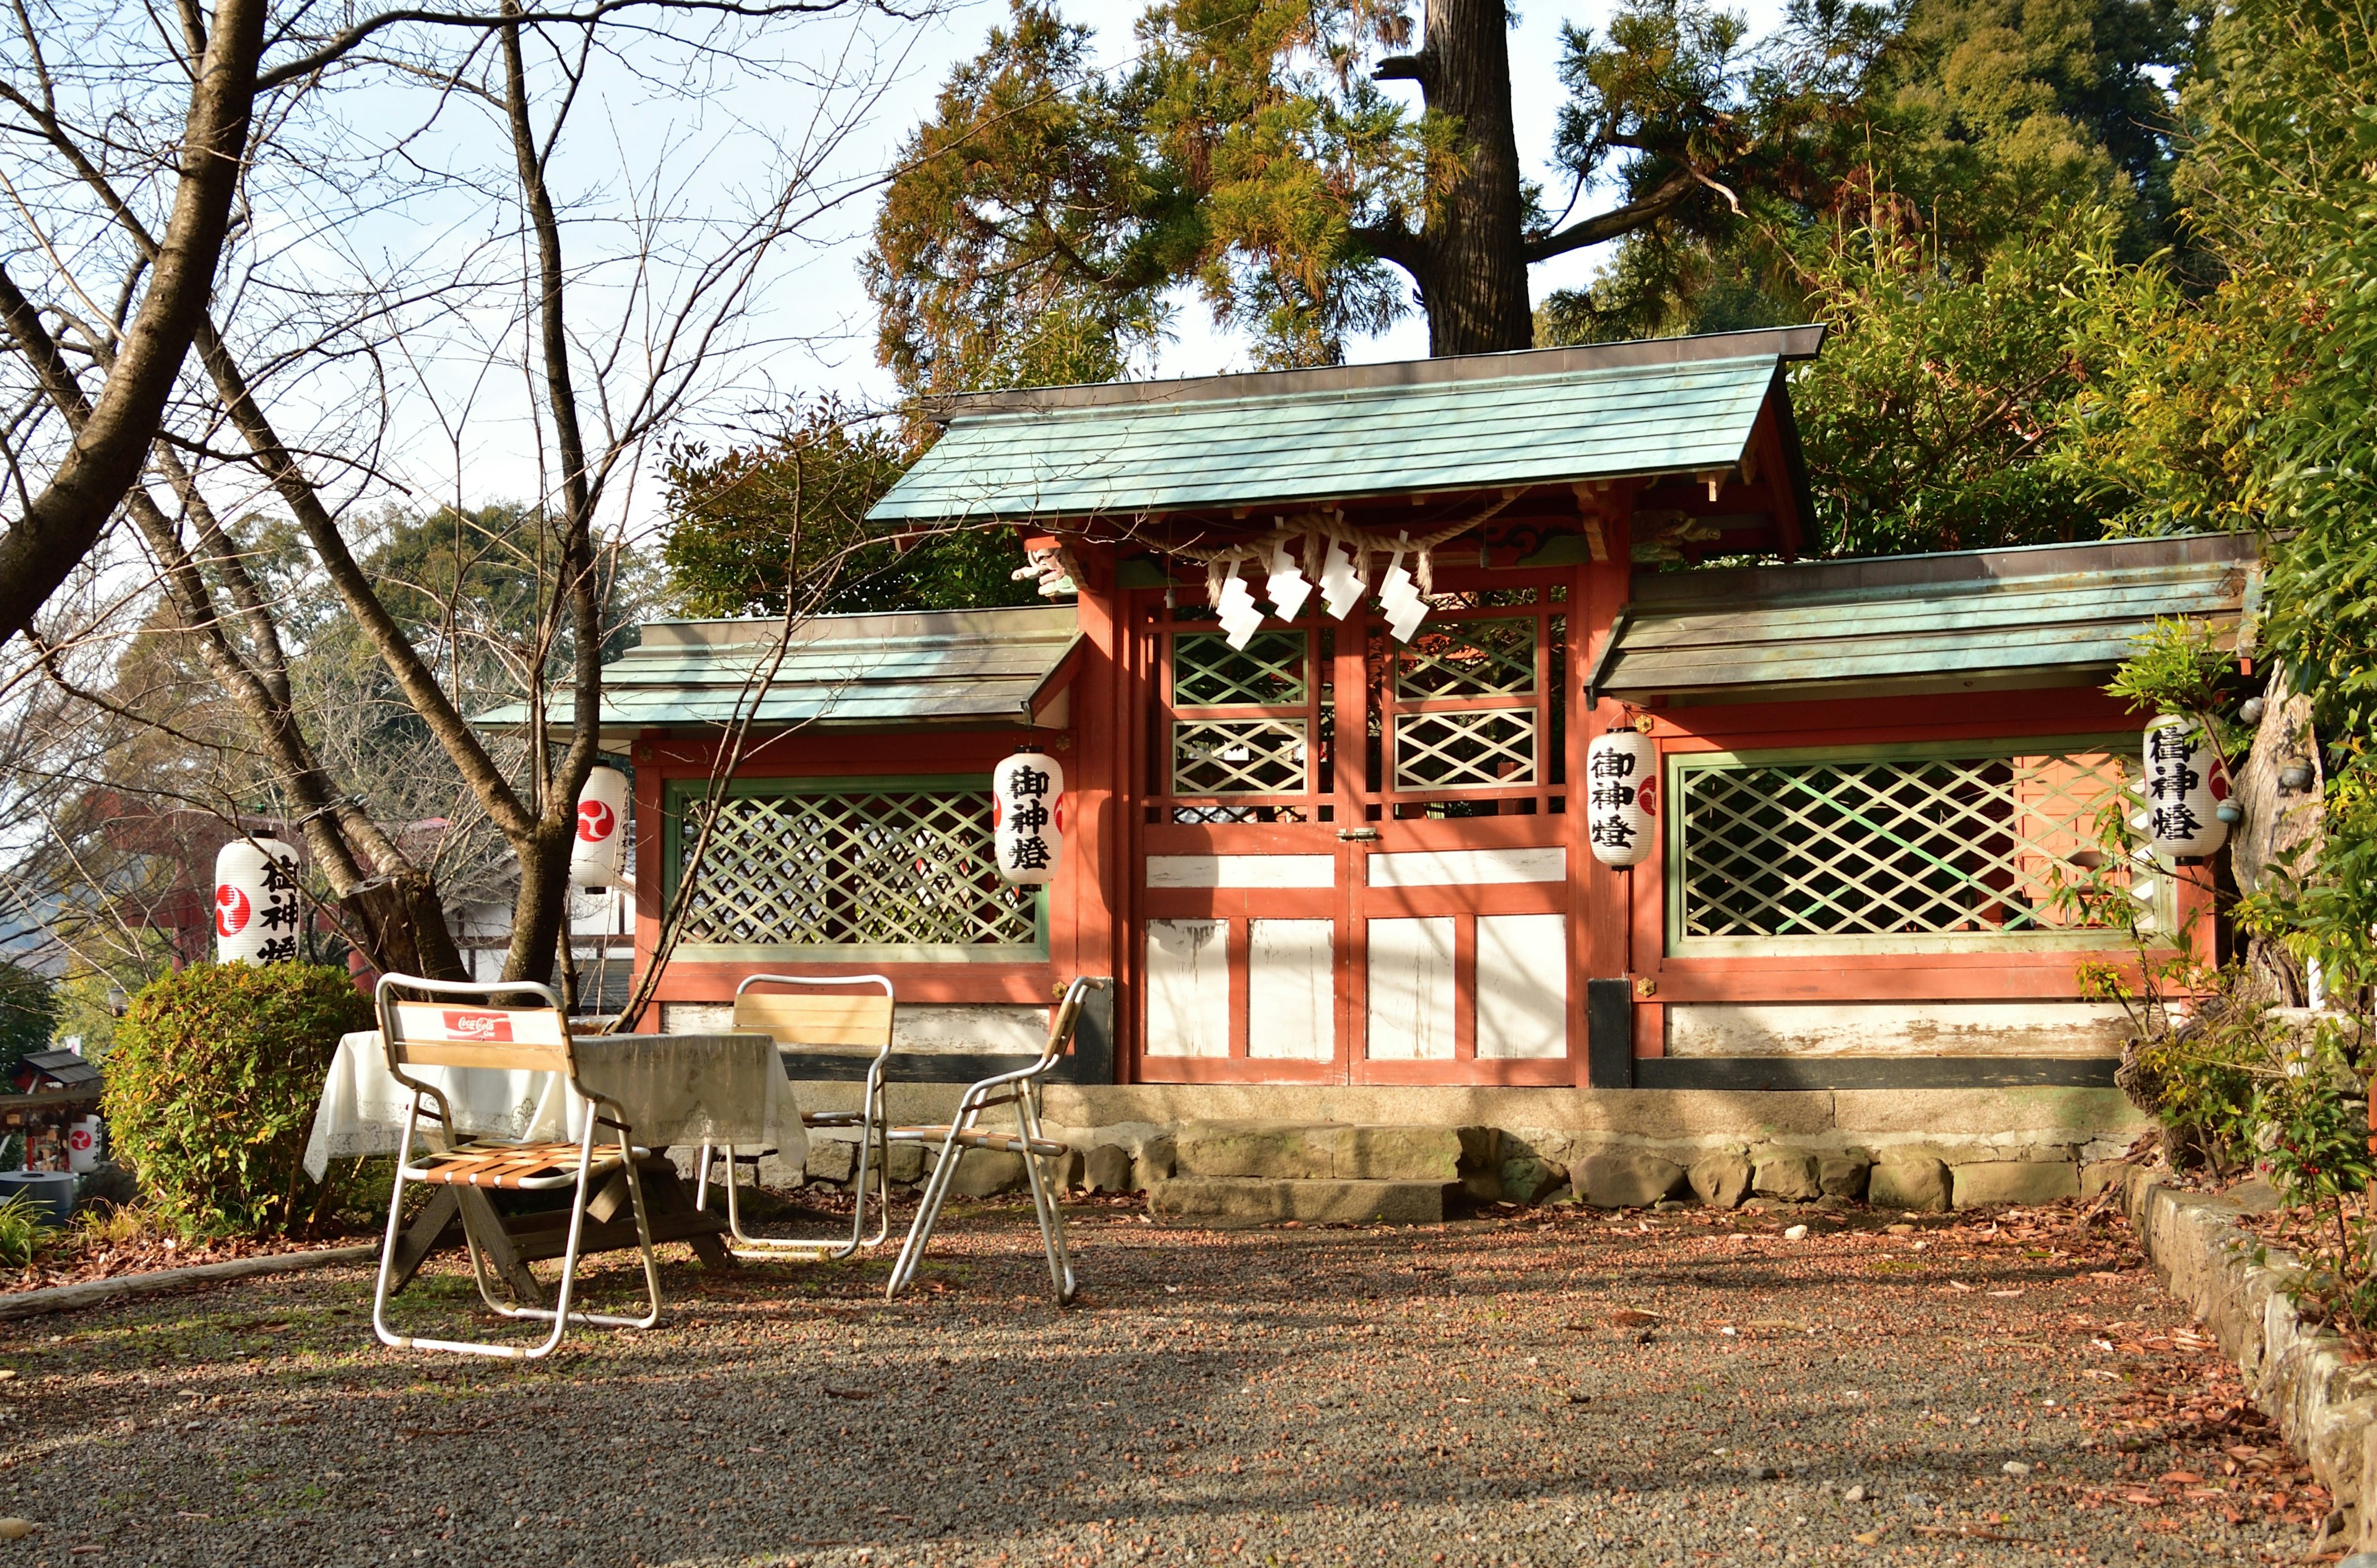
top-left (440, 1010), bottom-right (514, 1042)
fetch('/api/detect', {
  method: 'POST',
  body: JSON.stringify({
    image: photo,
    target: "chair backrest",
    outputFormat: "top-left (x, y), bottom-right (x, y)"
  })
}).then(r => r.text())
top-left (732, 974), bottom-right (894, 1051)
top-left (1034, 976), bottom-right (1111, 1070)
top-left (376, 975), bottom-right (575, 1077)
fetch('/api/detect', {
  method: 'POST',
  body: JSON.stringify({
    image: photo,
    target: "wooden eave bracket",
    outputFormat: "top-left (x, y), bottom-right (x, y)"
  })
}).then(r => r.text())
top-left (1567, 482), bottom-right (1613, 561)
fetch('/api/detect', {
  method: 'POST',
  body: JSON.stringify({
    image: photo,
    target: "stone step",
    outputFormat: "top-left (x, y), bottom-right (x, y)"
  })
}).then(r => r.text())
top-left (1147, 1176), bottom-right (1449, 1227)
top-left (1172, 1119), bottom-right (1477, 1182)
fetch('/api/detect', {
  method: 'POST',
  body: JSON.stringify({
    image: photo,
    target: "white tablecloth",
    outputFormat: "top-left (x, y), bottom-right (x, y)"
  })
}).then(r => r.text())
top-left (303, 1030), bottom-right (805, 1180)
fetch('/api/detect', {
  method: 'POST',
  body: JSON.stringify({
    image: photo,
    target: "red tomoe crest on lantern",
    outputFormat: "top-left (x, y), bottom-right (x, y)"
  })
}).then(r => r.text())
top-left (215, 884), bottom-right (251, 937)
top-left (570, 766), bottom-right (630, 889)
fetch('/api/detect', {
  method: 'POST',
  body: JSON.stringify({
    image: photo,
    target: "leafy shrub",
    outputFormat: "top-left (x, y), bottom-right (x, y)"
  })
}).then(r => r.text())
top-left (102, 963), bottom-right (371, 1236)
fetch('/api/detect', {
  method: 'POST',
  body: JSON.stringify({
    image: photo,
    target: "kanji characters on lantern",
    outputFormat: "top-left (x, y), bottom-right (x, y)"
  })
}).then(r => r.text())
top-left (1586, 729), bottom-right (1658, 868)
top-left (2141, 716), bottom-right (2230, 858)
top-left (993, 747), bottom-right (1066, 885)
top-left (570, 766), bottom-right (630, 889)
top-left (215, 836), bottom-right (303, 964)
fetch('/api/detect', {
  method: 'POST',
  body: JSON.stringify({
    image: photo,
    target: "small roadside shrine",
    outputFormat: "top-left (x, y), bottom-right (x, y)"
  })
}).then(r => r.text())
top-left (586, 326), bottom-right (2249, 1166)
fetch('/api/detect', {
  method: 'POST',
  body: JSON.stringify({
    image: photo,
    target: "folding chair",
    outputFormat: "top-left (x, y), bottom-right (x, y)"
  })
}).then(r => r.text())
top-left (370, 974), bottom-right (662, 1359)
top-left (693, 973), bottom-right (896, 1260)
top-left (883, 976), bottom-right (1107, 1306)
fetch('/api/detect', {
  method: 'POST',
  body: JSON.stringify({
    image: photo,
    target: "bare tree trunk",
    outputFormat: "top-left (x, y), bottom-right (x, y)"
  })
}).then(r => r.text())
top-left (493, 2), bottom-right (605, 987)
top-left (0, 0), bottom-right (266, 646)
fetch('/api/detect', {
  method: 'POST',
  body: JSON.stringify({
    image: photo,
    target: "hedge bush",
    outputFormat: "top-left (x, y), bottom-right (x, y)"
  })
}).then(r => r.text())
top-left (103, 963), bottom-right (371, 1235)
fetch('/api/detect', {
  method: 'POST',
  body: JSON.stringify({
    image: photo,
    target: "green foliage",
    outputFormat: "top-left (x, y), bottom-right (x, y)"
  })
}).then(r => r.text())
top-left (0, 965), bottom-right (59, 1081)
top-left (0, 1195), bottom-right (58, 1270)
top-left (660, 402), bottom-right (1046, 620)
top-left (1789, 205), bottom-right (2131, 554)
top-left (2105, 617), bottom-right (2242, 748)
top-left (102, 963), bottom-right (371, 1236)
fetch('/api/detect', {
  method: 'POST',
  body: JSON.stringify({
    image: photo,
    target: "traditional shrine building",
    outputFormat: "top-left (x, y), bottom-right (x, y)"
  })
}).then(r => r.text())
top-left (605, 326), bottom-right (2250, 1156)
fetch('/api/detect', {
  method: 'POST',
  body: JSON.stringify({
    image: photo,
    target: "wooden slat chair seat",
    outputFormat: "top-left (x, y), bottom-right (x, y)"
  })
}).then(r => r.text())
top-left (883, 976), bottom-right (1110, 1306)
top-left (370, 977), bottom-right (662, 1361)
top-left (409, 1140), bottom-right (633, 1189)
top-left (692, 974), bottom-right (898, 1260)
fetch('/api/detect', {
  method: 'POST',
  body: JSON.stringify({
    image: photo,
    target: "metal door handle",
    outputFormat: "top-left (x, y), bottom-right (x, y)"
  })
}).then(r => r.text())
top-left (1336, 828), bottom-right (1380, 842)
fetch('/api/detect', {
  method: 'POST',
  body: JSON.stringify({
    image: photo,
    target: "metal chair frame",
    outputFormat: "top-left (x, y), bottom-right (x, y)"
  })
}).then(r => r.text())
top-left (883, 976), bottom-right (1107, 1305)
top-left (370, 974), bottom-right (662, 1360)
top-left (694, 972), bottom-right (895, 1260)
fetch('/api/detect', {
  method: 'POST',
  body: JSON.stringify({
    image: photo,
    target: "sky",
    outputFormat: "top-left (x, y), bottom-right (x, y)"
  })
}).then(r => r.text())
top-left (743, 0), bottom-right (1791, 400)
top-left (262, 0), bottom-right (1787, 535)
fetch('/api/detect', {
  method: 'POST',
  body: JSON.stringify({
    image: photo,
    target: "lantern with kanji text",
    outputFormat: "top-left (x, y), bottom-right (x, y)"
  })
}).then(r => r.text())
top-left (1586, 729), bottom-right (1658, 868)
top-left (215, 836), bottom-right (303, 964)
top-left (992, 747), bottom-right (1066, 885)
top-left (2141, 716), bottom-right (2229, 859)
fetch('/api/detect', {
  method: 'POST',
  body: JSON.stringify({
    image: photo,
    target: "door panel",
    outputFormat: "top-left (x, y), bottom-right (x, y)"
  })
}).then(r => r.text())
top-left (1365, 916), bottom-right (1458, 1060)
top-left (1145, 919), bottom-right (1230, 1057)
top-left (1475, 912), bottom-right (1569, 1059)
top-left (1248, 919), bottom-right (1335, 1060)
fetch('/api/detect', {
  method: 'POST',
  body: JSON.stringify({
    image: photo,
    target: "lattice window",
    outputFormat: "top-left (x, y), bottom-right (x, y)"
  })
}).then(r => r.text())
top-left (671, 787), bottom-right (1038, 950)
top-left (1394, 710), bottom-right (1537, 790)
top-left (1396, 617), bottom-right (1535, 698)
top-left (1174, 631), bottom-right (1307, 706)
top-left (1674, 742), bottom-right (2149, 952)
top-left (1172, 719), bottom-right (1309, 795)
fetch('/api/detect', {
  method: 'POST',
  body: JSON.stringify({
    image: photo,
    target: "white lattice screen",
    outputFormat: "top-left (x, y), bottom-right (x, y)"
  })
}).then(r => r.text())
top-left (673, 787), bottom-right (1038, 948)
top-left (1676, 745), bottom-right (2139, 948)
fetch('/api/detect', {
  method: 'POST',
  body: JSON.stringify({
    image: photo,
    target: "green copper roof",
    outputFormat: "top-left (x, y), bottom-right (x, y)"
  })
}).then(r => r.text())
top-left (870, 326), bottom-right (1822, 524)
top-left (474, 604), bottom-right (1080, 743)
top-left (1595, 532), bottom-right (2257, 705)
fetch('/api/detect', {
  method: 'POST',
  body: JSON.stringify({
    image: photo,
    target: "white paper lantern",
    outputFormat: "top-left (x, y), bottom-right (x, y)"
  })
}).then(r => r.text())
top-left (1586, 730), bottom-right (1658, 868)
top-left (992, 748), bottom-right (1066, 885)
top-left (66, 1117), bottom-right (100, 1175)
top-left (2142, 716), bottom-right (2230, 858)
top-left (215, 836), bottom-right (301, 965)
top-left (569, 766), bottom-right (630, 889)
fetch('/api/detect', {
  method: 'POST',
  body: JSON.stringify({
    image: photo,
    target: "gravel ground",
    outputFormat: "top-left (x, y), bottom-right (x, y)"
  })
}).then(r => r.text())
top-left (0, 1195), bottom-right (2337, 1567)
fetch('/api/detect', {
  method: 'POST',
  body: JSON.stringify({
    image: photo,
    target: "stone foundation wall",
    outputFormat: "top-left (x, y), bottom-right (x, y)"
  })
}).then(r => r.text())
top-left (765, 1083), bottom-right (2150, 1211)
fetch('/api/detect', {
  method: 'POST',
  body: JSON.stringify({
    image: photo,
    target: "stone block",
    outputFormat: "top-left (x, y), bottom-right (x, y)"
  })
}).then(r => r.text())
top-left (1083, 1143), bottom-right (1135, 1194)
top-left (1752, 1149), bottom-right (1822, 1202)
top-left (1952, 1160), bottom-right (2080, 1210)
top-left (1570, 1090), bottom-right (1837, 1140)
top-left (1499, 1154), bottom-right (1565, 1206)
top-left (1456, 1126), bottom-right (1503, 1172)
top-left (946, 1148), bottom-right (1026, 1198)
top-left (1819, 1153), bottom-right (1873, 1202)
top-left (2080, 1159), bottom-right (2128, 1199)
top-left (1688, 1150), bottom-right (1752, 1210)
top-left (1052, 1147), bottom-right (1086, 1191)
top-left (1869, 1157), bottom-right (1952, 1213)
top-left (1338, 1125), bottom-right (1464, 1181)
top-left (1577, 1152), bottom-right (1686, 1210)
top-left (883, 1142), bottom-right (925, 1185)
top-left (805, 1138), bottom-right (856, 1185)
top-left (1832, 1088), bottom-right (2150, 1140)
top-left (1132, 1135), bottom-right (1176, 1191)
top-left (1147, 1177), bottom-right (1447, 1226)
top-left (1174, 1120), bottom-right (1338, 1179)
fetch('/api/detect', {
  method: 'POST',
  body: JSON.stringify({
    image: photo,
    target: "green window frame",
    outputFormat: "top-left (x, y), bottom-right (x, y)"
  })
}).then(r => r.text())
top-left (661, 775), bottom-right (1047, 963)
top-left (1666, 734), bottom-right (2167, 957)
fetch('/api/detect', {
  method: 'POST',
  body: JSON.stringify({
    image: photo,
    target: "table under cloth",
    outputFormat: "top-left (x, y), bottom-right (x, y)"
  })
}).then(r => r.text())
top-left (302, 1030), bottom-right (805, 1181)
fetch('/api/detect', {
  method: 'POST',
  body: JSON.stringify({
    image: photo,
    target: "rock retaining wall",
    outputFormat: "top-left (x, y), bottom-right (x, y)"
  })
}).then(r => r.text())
top-left (2117, 1167), bottom-right (2377, 1551)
